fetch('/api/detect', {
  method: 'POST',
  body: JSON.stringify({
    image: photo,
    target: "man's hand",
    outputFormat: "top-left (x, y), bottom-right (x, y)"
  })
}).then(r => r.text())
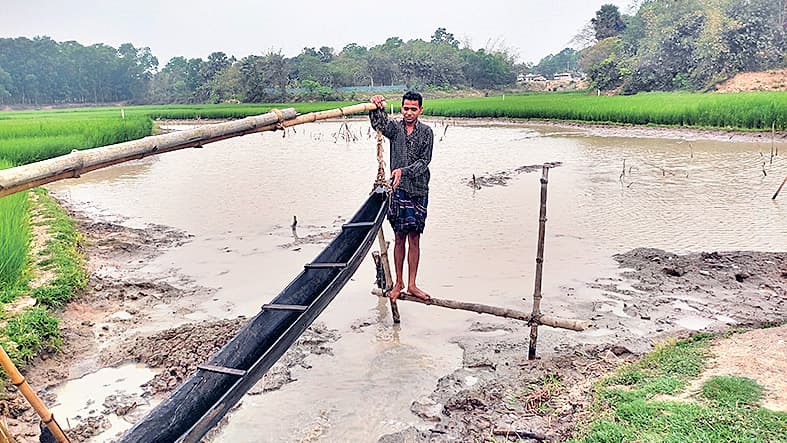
top-left (390, 168), bottom-right (403, 189)
top-left (370, 95), bottom-right (387, 110)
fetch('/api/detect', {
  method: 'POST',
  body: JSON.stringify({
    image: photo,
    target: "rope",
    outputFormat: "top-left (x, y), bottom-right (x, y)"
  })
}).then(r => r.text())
top-left (374, 130), bottom-right (391, 192)
top-left (271, 108), bottom-right (286, 137)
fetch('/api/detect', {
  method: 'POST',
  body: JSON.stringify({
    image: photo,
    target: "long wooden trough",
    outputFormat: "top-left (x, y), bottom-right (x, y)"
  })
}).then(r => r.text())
top-left (117, 187), bottom-right (388, 442)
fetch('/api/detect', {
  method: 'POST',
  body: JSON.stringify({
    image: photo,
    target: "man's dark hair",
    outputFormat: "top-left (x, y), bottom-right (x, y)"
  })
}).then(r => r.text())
top-left (402, 91), bottom-right (423, 108)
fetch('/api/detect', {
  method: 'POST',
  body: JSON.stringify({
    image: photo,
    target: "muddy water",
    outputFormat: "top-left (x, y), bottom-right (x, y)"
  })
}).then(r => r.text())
top-left (47, 119), bottom-right (787, 442)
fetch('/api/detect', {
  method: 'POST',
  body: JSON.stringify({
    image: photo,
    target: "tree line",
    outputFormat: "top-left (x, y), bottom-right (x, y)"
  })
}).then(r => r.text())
top-left (2, 1), bottom-right (785, 105)
top-left (0, 28), bottom-right (518, 105)
top-left (576, 0), bottom-right (787, 93)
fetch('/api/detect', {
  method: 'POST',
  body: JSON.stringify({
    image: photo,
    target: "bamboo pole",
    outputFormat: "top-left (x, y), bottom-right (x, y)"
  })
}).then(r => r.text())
top-left (0, 418), bottom-right (15, 443)
top-left (528, 165), bottom-right (550, 360)
top-left (255, 102), bottom-right (377, 132)
top-left (0, 103), bottom-right (379, 200)
top-left (0, 346), bottom-right (69, 443)
top-left (376, 228), bottom-right (400, 323)
top-left (773, 175), bottom-right (787, 200)
top-left (371, 289), bottom-right (590, 331)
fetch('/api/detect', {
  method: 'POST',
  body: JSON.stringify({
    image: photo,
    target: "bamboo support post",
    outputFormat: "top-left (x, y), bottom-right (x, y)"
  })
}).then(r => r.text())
top-left (0, 103), bottom-right (379, 200)
top-left (376, 228), bottom-right (400, 323)
top-left (0, 346), bottom-right (69, 443)
top-left (528, 165), bottom-right (550, 360)
top-left (371, 289), bottom-right (590, 331)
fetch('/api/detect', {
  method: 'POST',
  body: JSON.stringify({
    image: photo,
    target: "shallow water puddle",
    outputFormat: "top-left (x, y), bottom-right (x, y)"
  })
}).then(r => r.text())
top-left (50, 363), bottom-right (158, 440)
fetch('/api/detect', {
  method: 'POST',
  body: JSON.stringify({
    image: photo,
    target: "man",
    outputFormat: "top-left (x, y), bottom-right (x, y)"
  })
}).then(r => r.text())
top-left (369, 91), bottom-right (433, 302)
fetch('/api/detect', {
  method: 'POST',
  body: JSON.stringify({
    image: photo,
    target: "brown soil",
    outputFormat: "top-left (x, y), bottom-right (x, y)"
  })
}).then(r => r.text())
top-left (681, 325), bottom-right (787, 412)
top-left (715, 69), bottom-right (787, 93)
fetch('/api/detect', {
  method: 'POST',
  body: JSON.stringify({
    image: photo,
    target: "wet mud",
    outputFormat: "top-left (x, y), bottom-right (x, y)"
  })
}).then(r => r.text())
top-left (2, 199), bottom-right (343, 441)
top-left (378, 248), bottom-right (787, 442)
top-left (466, 162), bottom-right (563, 189)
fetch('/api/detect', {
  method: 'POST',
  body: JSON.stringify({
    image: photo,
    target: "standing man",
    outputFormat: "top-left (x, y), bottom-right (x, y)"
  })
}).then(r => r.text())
top-left (370, 91), bottom-right (433, 302)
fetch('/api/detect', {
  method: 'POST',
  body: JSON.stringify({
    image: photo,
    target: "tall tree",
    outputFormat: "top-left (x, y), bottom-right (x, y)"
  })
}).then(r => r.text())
top-left (431, 27), bottom-right (460, 49)
top-left (592, 4), bottom-right (627, 40)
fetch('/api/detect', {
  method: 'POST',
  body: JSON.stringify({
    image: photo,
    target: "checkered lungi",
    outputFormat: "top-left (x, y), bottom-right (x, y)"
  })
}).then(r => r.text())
top-left (388, 189), bottom-right (428, 234)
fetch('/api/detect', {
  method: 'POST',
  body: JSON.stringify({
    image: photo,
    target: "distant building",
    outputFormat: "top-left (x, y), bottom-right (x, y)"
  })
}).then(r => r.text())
top-left (518, 73), bottom-right (547, 83)
top-left (554, 72), bottom-right (573, 81)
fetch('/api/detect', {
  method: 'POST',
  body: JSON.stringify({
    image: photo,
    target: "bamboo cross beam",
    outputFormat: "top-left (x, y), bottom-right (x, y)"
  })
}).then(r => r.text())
top-left (0, 103), bottom-right (379, 199)
top-left (371, 289), bottom-right (590, 331)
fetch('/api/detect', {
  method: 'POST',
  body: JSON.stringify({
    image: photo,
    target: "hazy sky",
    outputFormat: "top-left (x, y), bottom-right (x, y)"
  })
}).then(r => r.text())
top-left (2, 0), bottom-right (634, 66)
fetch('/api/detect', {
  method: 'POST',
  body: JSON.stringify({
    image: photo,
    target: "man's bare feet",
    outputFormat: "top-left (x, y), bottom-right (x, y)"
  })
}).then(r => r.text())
top-left (406, 285), bottom-right (430, 301)
top-left (389, 282), bottom-right (404, 302)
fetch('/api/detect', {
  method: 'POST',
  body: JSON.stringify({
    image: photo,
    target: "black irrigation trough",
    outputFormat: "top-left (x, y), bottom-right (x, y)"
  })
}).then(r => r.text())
top-left (118, 187), bottom-right (389, 443)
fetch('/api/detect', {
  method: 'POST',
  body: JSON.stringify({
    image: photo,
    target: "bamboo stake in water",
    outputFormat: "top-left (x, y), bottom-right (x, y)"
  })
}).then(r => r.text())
top-left (376, 228), bottom-right (400, 323)
top-left (528, 165), bottom-right (551, 360)
top-left (0, 346), bottom-right (70, 442)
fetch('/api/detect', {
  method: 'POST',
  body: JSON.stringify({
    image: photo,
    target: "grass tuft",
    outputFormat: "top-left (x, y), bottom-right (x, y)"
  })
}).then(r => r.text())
top-left (701, 376), bottom-right (764, 408)
top-left (571, 333), bottom-right (787, 443)
top-left (28, 189), bottom-right (86, 307)
top-left (1, 306), bottom-right (61, 364)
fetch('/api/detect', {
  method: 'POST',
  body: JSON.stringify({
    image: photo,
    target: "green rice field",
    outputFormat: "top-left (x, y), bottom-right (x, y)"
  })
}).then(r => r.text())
top-left (426, 91), bottom-right (787, 130)
top-left (0, 159), bottom-right (29, 290)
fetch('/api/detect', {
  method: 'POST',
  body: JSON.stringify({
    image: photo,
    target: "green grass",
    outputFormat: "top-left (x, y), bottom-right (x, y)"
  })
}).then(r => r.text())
top-left (27, 189), bottom-right (86, 307)
top-left (0, 115), bottom-right (152, 165)
top-left (702, 376), bottom-right (764, 408)
top-left (425, 91), bottom-right (787, 131)
top-left (0, 188), bottom-right (83, 375)
top-left (0, 306), bottom-right (61, 364)
top-left (570, 333), bottom-right (787, 443)
top-left (0, 159), bottom-right (30, 289)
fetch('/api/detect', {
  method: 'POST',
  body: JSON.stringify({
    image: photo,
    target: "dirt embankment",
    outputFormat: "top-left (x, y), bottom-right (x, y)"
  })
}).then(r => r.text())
top-left (716, 69), bottom-right (787, 93)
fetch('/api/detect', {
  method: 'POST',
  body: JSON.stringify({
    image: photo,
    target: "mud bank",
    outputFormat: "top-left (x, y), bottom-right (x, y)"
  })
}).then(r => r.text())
top-left (5, 213), bottom-right (785, 442)
top-left (378, 248), bottom-right (787, 442)
top-left (2, 200), bottom-right (340, 442)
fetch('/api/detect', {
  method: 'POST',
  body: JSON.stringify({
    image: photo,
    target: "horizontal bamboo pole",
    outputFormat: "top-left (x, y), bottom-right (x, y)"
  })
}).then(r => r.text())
top-left (257, 102), bottom-right (377, 132)
top-left (0, 103), bottom-right (379, 199)
top-left (371, 289), bottom-right (591, 331)
top-left (0, 346), bottom-right (69, 442)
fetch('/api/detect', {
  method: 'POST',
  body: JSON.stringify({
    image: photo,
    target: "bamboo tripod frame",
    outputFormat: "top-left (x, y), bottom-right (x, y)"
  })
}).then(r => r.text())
top-left (371, 165), bottom-right (591, 342)
top-left (0, 346), bottom-right (69, 442)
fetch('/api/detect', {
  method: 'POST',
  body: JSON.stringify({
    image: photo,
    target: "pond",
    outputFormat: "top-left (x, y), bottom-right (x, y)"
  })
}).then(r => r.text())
top-left (47, 118), bottom-right (787, 441)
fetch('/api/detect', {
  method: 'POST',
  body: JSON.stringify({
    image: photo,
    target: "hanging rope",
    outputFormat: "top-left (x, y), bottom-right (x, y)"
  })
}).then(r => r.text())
top-left (374, 129), bottom-right (392, 192)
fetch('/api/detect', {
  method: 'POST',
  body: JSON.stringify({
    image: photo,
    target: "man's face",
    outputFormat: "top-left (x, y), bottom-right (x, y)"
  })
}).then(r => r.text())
top-left (401, 99), bottom-right (423, 125)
